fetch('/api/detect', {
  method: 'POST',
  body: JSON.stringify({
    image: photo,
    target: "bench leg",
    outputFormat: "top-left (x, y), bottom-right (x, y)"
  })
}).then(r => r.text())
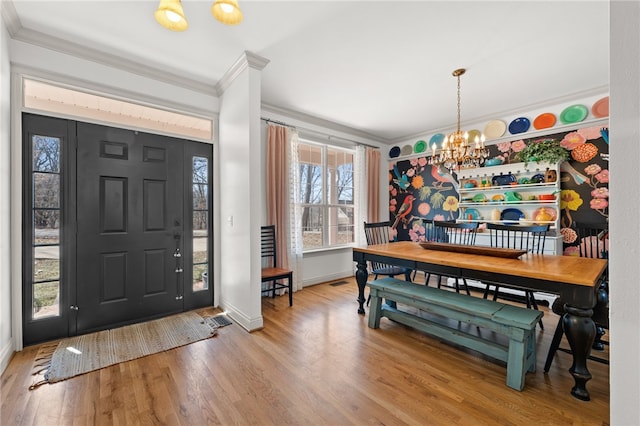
top-left (526, 329), bottom-right (536, 373)
top-left (368, 289), bottom-right (383, 329)
top-left (506, 342), bottom-right (526, 391)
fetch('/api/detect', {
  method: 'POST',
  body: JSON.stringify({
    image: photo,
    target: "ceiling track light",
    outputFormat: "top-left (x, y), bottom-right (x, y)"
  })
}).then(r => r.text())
top-left (155, 0), bottom-right (243, 31)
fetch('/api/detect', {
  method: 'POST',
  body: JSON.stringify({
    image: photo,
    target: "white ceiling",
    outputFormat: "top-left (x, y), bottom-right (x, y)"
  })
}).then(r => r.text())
top-left (5, 0), bottom-right (610, 143)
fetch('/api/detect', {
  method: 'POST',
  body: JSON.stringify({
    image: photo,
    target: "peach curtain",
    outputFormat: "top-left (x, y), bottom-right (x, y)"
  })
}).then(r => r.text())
top-left (266, 124), bottom-right (303, 291)
top-left (366, 147), bottom-right (381, 222)
top-left (266, 125), bottom-right (289, 270)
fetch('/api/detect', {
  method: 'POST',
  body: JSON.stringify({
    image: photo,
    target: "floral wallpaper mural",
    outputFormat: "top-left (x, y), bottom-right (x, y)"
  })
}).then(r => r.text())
top-left (388, 157), bottom-right (459, 242)
top-left (388, 124), bottom-right (609, 254)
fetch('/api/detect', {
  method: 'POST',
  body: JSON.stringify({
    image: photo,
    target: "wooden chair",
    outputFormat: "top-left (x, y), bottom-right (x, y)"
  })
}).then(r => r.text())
top-left (544, 222), bottom-right (609, 372)
top-left (430, 221), bottom-right (479, 294)
top-left (364, 221), bottom-right (412, 305)
top-left (261, 225), bottom-right (293, 306)
top-left (482, 223), bottom-right (550, 329)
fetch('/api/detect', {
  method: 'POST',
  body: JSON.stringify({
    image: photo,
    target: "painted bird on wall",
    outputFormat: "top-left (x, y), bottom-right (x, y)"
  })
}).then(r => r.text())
top-left (430, 165), bottom-right (457, 189)
top-left (392, 164), bottom-right (411, 190)
top-left (392, 194), bottom-right (415, 229)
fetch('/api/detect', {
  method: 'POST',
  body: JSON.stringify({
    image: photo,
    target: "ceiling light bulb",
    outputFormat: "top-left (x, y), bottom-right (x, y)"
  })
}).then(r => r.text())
top-left (211, 0), bottom-right (243, 25)
top-left (166, 10), bottom-right (182, 23)
top-left (154, 0), bottom-right (188, 31)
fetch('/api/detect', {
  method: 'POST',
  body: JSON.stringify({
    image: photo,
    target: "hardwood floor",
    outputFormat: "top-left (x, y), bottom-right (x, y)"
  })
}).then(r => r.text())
top-left (2, 275), bottom-right (609, 425)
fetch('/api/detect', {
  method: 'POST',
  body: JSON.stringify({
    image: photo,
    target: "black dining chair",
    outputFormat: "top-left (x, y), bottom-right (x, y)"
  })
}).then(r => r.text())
top-left (364, 221), bottom-right (412, 305)
top-left (410, 219), bottom-right (436, 281)
top-left (544, 222), bottom-right (609, 372)
top-left (261, 225), bottom-right (293, 306)
top-left (482, 223), bottom-right (550, 329)
top-left (430, 221), bottom-right (479, 294)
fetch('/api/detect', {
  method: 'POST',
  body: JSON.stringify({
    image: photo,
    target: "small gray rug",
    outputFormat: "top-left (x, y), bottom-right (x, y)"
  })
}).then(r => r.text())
top-left (30, 311), bottom-right (218, 389)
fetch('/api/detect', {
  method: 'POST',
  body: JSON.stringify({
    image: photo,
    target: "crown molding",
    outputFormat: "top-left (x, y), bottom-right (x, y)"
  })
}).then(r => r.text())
top-left (1, 0), bottom-right (21, 36)
top-left (216, 51), bottom-right (270, 95)
top-left (8, 22), bottom-right (218, 97)
top-left (261, 103), bottom-right (389, 145)
top-left (390, 84), bottom-right (610, 145)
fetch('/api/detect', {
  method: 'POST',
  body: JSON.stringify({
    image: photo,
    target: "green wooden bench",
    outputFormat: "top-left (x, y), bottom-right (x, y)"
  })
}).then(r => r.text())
top-left (367, 277), bottom-right (543, 391)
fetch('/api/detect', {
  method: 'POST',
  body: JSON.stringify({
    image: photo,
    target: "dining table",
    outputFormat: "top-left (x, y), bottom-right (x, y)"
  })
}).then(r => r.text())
top-left (352, 241), bottom-right (608, 401)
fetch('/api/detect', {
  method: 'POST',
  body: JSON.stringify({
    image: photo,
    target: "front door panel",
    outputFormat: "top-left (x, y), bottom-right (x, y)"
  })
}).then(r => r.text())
top-left (76, 123), bottom-right (184, 333)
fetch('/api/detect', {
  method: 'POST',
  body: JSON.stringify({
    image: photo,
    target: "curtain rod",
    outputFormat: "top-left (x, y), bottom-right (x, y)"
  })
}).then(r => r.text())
top-left (260, 116), bottom-right (379, 149)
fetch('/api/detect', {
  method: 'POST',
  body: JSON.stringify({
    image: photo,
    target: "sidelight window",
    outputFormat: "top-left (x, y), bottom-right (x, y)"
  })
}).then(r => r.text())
top-left (192, 156), bottom-right (209, 291)
top-left (31, 135), bottom-right (62, 319)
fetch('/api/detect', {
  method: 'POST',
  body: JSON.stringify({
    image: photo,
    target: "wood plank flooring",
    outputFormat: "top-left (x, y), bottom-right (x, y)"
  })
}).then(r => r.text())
top-left (1, 275), bottom-right (609, 425)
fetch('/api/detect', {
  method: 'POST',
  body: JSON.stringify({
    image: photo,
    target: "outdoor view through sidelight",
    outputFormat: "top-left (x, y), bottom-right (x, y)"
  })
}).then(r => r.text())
top-left (192, 156), bottom-right (209, 292)
top-left (31, 135), bottom-right (62, 319)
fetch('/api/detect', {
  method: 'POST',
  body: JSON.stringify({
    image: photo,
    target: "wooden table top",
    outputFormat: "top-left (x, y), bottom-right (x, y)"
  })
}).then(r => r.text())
top-left (353, 241), bottom-right (607, 288)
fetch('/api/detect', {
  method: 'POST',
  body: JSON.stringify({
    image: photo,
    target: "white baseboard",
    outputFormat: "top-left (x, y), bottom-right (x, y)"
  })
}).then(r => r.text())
top-left (221, 300), bottom-right (264, 332)
top-left (0, 338), bottom-right (15, 376)
top-left (302, 270), bottom-right (353, 287)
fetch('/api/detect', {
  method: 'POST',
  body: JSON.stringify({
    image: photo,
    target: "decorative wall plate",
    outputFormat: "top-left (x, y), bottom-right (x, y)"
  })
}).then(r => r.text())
top-left (464, 208), bottom-right (480, 220)
top-left (533, 112), bottom-right (556, 130)
top-left (484, 119), bottom-right (507, 139)
top-left (467, 129), bottom-right (481, 143)
top-left (533, 207), bottom-right (557, 222)
top-left (560, 104), bottom-right (588, 124)
top-left (508, 117), bottom-right (531, 134)
top-left (591, 96), bottom-right (609, 118)
top-left (429, 133), bottom-right (445, 145)
top-left (389, 146), bottom-right (401, 158)
top-left (500, 208), bottom-right (525, 221)
top-left (492, 173), bottom-right (516, 186)
top-left (414, 140), bottom-right (427, 153)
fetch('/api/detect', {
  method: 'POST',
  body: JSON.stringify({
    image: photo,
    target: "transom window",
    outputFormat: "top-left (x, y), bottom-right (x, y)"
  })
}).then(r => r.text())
top-left (297, 141), bottom-right (354, 250)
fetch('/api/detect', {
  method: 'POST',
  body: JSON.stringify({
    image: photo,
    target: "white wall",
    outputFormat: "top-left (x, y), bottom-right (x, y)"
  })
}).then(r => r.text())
top-left (218, 53), bottom-right (265, 331)
top-left (0, 12), bottom-right (13, 373)
top-left (610, 2), bottom-right (640, 424)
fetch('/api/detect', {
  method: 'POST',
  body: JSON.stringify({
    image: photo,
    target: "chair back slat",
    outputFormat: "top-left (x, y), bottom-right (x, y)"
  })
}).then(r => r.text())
top-left (364, 221), bottom-right (399, 272)
top-left (261, 225), bottom-right (277, 269)
top-left (487, 223), bottom-right (549, 254)
top-left (433, 221), bottom-right (479, 246)
top-left (574, 222), bottom-right (608, 259)
top-left (364, 221), bottom-right (393, 245)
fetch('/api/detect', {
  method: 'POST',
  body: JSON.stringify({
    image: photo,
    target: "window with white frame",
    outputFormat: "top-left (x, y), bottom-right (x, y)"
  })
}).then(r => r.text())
top-left (297, 141), bottom-right (355, 250)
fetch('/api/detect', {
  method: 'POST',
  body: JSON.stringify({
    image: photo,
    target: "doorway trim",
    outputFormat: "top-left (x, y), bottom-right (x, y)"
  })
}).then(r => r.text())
top-left (10, 67), bottom-right (221, 350)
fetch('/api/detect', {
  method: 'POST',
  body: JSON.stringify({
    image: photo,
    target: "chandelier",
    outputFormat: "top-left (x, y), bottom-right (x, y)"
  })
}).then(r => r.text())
top-left (429, 68), bottom-right (489, 172)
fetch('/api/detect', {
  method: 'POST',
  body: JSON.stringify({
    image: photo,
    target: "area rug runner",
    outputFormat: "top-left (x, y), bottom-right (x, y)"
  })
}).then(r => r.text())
top-left (30, 311), bottom-right (225, 389)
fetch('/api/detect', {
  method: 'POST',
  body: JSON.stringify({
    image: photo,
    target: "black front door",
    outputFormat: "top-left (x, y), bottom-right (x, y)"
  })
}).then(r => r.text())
top-left (22, 114), bottom-right (213, 344)
top-left (75, 123), bottom-right (185, 333)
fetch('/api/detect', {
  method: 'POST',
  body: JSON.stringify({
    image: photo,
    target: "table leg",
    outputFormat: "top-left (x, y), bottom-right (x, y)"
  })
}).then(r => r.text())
top-left (562, 304), bottom-right (597, 401)
top-left (355, 260), bottom-right (368, 315)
